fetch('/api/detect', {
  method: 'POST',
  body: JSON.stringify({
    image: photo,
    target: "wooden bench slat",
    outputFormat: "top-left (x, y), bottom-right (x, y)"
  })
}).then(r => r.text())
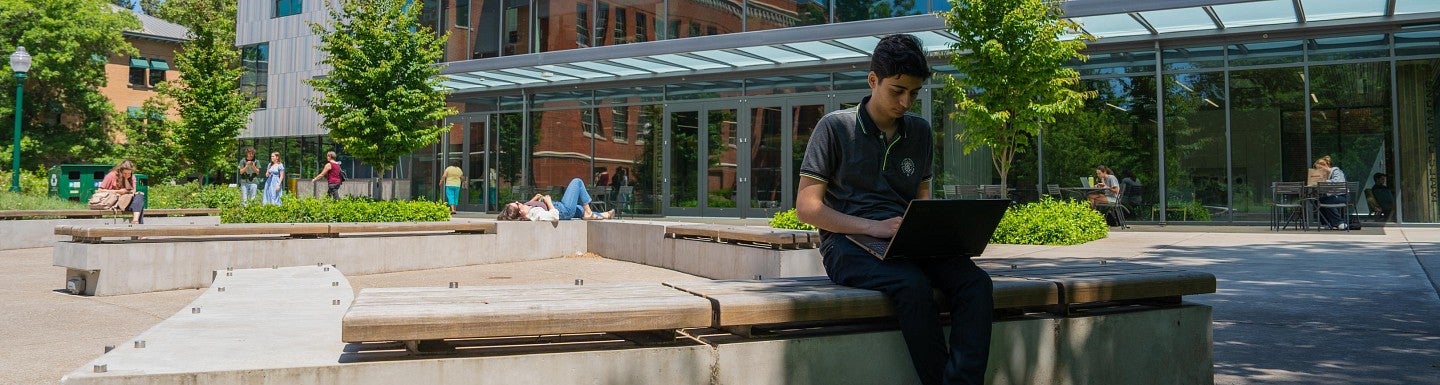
top-left (1, 208), bottom-right (219, 219)
top-left (342, 284), bottom-right (712, 342)
top-left (666, 277), bottom-right (1060, 327)
top-left (665, 224), bottom-right (818, 248)
top-left (326, 221), bottom-right (496, 234)
top-left (353, 285), bottom-right (683, 306)
top-left (1046, 271), bottom-right (1217, 304)
top-left (72, 223), bottom-right (334, 238)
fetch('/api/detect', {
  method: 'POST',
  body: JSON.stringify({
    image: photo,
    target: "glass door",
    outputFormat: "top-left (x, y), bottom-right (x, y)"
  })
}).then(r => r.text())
top-left (746, 95), bottom-right (832, 218)
top-left (444, 113), bottom-right (489, 212)
top-left (665, 102), bottom-right (740, 216)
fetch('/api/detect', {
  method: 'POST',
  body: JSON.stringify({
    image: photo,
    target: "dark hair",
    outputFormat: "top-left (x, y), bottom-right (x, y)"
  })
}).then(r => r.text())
top-left (497, 203), bottom-right (529, 221)
top-left (1095, 165), bottom-right (1114, 175)
top-left (871, 34), bottom-right (932, 81)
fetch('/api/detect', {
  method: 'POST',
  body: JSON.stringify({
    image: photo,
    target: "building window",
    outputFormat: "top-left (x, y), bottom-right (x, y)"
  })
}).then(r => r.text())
top-left (455, 0), bottom-right (469, 27)
top-left (149, 59), bottom-right (169, 85)
top-left (128, 57), bottom-right (149, 87)
top-left (613, 8), bottom-right (626, 44)
top-left (612, 106), bottom-right (628, 140)
top-left (635, 13), bottom-right (647, 43)
top-left (275, 0), bottom-right (302, 17)
top-left (597, 3), bottom-right (610, 45)
top-left (582, 108), bottom-right (598, 137)
top-left (576, 4), bottom-right (590, 48)
top-left (240, 43), bottom-right (269, 109)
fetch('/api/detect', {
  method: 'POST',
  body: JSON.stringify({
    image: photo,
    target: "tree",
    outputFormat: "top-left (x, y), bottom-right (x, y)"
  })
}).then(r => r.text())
top-left (307, 0), bottom-right (454, 198)
top-left (150, 0), bottom-right (257, 183)
top-left (0, 0), bottom-right (139, 170)
top-left (939, 0), bottom-right (1093, 197)
top-left (120, 99), bottom-right (184, 182)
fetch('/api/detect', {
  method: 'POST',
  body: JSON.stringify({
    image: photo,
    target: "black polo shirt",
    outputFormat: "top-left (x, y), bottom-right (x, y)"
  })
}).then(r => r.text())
top-left (799, 96), bottom-right (933, 243)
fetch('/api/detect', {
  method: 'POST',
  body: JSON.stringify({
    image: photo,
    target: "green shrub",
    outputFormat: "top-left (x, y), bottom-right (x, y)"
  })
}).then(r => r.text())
top-left (769, 208), bottom-right (817, 231)
top-left (221, 197), bottom-right (450, 223)
top-left (991, 197), bottom-right (1108, 245)
top-left (0, 170), bottom-right (51, 197)
top-left (146, 183), bottom-right (241, 209)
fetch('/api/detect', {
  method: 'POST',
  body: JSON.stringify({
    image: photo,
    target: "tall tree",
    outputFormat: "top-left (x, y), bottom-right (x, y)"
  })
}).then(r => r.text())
top-left (0, 0), bottom-right (139, 170)
top-left (939, 0), bottom-right (1093, 197)
top-left (121, 99), bottom-right (184, 182)
top-left (307, 0), bottom-right (454, 197)
top-left (148, 0), bottom-right (257, 183)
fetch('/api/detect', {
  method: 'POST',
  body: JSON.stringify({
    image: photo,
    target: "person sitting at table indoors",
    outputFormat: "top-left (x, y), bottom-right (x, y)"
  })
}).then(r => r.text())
top-left (1087, 165), bottom-right (1121, 206)
top-left (1314, 155), bottom-right (1349, 229)
top-left (1368, 172), bottom-right (1394, 223)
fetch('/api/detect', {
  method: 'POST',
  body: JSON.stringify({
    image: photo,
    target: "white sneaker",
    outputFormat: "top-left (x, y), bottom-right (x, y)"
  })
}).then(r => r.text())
top-left (1338, 223), bottom-right (1348, 230)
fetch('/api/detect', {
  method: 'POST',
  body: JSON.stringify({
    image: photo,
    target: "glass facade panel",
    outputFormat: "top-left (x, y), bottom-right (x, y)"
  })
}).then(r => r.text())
top-left (1043, 76), bottom-right (1158, 218)
top-left (503, 1), bottom-right (532, 55)
top-left (1212, 0), bottom-right (1297, 28)
top-left (1395, 29), bottom-right (1440, 58)
top-left (750, 105), bottom-right (783, 208)
top-left (473, 0), bottom-right (503, 58)
top-left (749, 0), bottom-right (829, 32)
top-left (1164, 72), bottom-right (1229, 221)
top-left (630, 104), bottom-right (663, 214)
top-left (836, 0), bottom-right (922, 22)
top-left (240, 43), bottom-right (269, 109)
top-left (1163, 46), bottom-right (1225, 71)
top-left (1230, 66), bottom-right (1305, 219)
top-left (1228, 40), bottom-right (1304, 67)
top-left (666, 79), bottom-right (743, 100)
top-left (706, 109), bottom-right (739, 209)
top-left (1308, 62), bottom-right (1392, 217)
top-left (670, 110), bottom-right (700, 207)
top-left (1073, 14), bottom-right (1150, 38)
top-left (1300, 0), bottom-right (1385, 22)
top-left (1308, 34), bottom-right (1389, 62)
top-left (1396, 59), bottom-right (1440, 222)
top-left (1077, 51), bottom-right (1157, 77)
top-left (1396, 1), bottom-right (1440, 15)
top-left (538, 0), bottom-right (582, 52)
top-left (745, 74), bottom-right (831, 96)
top-left (667, 0), bottom-right (740, 38)
top-left (1138, 8), bottom-right (1216, 34)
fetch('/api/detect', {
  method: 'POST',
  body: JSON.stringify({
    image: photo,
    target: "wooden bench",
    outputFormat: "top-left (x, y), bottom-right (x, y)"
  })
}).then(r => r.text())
top-left (0, 208), bottom-right (219, 220)
top-left (341, 283), bottom-right (714, 353)
top-left (54, 221), bottom-right (497, 243)
top-left (665, 224), bottom-right (818, 250)
top-left (340, 263), bottom-right (1214, 352)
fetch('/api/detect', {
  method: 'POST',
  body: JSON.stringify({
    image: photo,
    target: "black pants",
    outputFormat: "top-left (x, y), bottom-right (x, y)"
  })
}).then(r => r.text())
top-left (326, 183), bottom-right (342, 199)
top-left (1319, 194), bottom-right (1347, 227)
top-left (821, 237), bottom-right (993, 385)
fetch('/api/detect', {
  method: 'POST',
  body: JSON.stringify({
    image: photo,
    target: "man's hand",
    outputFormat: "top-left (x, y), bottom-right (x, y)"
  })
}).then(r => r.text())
top-left (865, 217), bottom-right (902, 238)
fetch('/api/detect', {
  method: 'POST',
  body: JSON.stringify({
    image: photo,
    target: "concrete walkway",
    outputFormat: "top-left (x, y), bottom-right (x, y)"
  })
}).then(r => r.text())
top-left (2, 223), bottom-right (1437, 384)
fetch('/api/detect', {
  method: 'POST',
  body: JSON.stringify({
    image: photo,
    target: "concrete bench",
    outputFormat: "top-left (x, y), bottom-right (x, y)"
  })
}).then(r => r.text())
top-left (51, 220), bottom-right (563, 297)
top-left (0, 209), bottom-right (223, 251)
top-left (54, 221), bottom-right (495, 243)
top-left (341, 263), bottom-right (1214, 350)
top-left (0, 208), bottom-right (219, 220)
top-left (665, 224), bottom-right (818, 250)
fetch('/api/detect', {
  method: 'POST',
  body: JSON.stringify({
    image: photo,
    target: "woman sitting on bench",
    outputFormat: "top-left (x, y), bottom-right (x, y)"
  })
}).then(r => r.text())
top-left (97, 160), bottom-right (146, 224)
top-left (497, 178), bottom-right (614, 221)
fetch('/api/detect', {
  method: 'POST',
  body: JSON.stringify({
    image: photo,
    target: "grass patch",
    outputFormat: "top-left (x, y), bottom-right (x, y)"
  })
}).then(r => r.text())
top-left (0, 191), bottom-right (89, 210)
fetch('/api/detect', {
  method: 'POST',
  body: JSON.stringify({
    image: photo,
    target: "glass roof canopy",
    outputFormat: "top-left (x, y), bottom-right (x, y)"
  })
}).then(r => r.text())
top-left (440, 0), bottom-right (1440, 96)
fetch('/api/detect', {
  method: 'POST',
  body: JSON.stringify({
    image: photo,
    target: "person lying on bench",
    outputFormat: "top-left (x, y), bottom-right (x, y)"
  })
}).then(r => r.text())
top-left (497, 178), bottom-right (614, 221)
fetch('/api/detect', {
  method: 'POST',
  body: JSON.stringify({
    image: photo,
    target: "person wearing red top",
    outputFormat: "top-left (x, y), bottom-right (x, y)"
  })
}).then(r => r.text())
top-left (97, 160), bottom-right (146, 224)
top-left (310, 151), bottom-right (344, 199)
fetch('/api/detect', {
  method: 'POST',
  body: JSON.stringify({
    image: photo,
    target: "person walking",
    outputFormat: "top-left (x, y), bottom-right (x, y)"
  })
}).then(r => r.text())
top-left (237, 147), bottom-right (261, 205)
top-left (795, 34), bottom-right (991, 385)
top-left (441, 160), bottom-right (463, 214)
top-left (263, 152), bottom-right (285, 205)
top-left (311, 151), bottom-right (343, 199)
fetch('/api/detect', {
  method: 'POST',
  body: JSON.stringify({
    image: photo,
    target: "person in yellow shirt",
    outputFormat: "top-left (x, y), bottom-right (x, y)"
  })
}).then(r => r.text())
top-left (441, 161), bottom-right (463, 214)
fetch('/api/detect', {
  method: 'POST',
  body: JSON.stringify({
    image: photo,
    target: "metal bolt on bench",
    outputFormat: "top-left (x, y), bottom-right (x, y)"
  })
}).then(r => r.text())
top-left (103, 345), bottom-right (113, 353)
top-left (93, 364), bottom-right (106, 373)
top-left (448, 282), bottom-right (458, 288)
top-left (574, 279), bottom-right (583, 285)
top-left (191, 307), bottom-right (200, 314)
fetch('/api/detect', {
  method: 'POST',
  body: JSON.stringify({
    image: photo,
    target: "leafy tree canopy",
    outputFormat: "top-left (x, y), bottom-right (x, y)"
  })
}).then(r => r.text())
top-left (146, 0), bottom-right (256, 182)
top-left (307, 0), bottom-right (454, 178)
top-left (939, 0), bottom-right (1093, 195)
top-left (1, 0), bottom-right (140, 170)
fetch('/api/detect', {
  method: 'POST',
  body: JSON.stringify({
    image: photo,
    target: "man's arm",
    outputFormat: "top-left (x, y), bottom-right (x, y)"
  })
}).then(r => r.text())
top-left (917, 181), bottom-right (931, 200)
top-left (795, 177), bottom-right (900, 238)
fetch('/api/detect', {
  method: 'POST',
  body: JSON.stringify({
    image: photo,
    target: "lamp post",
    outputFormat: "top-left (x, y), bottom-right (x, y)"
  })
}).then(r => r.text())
top-left (9, 46), bottom-right (29, 192)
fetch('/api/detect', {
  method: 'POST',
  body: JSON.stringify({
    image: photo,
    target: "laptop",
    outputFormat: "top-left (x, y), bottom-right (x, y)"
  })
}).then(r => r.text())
top-left (1080, 177), bottom-right (1092, 188)
top-left (845, 199), bottom-right (1010, 261)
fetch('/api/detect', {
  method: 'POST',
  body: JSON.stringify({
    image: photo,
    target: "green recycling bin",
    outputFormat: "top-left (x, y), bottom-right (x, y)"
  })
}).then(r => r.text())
top-left (135, 173), bottom-right (149, 195)
top-left (48, 164), bottom-right (113, 202)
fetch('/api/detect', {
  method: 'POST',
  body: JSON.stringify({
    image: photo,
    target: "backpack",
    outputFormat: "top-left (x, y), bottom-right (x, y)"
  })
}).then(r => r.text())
top-left (87, 190), bottom-right (120, 211)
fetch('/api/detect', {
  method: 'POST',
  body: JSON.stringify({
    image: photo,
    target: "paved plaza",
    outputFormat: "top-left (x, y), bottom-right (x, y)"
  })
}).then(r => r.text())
top-left (1, 221), bottom-right (1438, 385)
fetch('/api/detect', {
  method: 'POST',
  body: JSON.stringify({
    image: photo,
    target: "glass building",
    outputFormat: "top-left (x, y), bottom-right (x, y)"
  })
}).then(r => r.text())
top-left (238, 0), bottom-right (1440, 223)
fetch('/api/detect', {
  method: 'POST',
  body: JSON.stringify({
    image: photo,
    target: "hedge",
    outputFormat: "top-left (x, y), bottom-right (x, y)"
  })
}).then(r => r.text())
top-left (221, 197), bottom-right (450, 223)
top-left (990, 197), bottom-right (1108, 245)
top-left (769, 208), bottom-right (817, 231)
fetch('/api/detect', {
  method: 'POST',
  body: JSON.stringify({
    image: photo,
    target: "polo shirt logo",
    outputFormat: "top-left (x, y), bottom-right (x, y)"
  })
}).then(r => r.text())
top-left (901, 158), bottom-right (916, 177)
